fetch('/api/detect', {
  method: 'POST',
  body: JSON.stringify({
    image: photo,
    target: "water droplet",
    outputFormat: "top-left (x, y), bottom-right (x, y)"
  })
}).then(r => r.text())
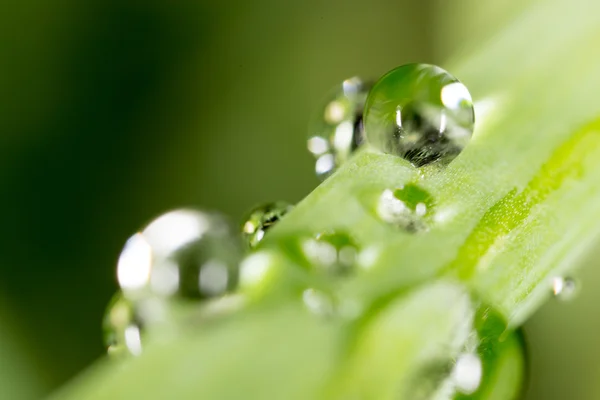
top-left (308, 77), bottom-right (371, 179)
top-left (242, 202), bottom-right (294, 248)
top-left (552, 276), bottom-right (578, 301)
top-left (407, 304), bottom-right (527, 399)
top-left (302, 231), bottom-right (359, 276)
top-left (118, 209), bottom-right (242, 302)
top-left (451, 353), bottom-right (483, 394)
top-left (377, 184), bottom-right (434, 232)
top-left (102, 292), bottom-right (144, 357)
top-left (364, 63), bottom-right (474, 166)
top-left (457, 306), bottom-right (527, 399)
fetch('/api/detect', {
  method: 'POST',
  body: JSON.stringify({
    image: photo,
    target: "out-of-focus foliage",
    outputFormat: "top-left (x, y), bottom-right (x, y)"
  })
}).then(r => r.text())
top-left (0, 298), bottom-right (46, 399)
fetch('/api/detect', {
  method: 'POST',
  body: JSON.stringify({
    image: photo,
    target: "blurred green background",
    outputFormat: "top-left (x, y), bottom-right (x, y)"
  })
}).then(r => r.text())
top-left (1, 0), bottom-right (598, 398)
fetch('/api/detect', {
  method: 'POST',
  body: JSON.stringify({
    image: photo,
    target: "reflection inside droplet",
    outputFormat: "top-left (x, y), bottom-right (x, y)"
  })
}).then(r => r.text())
top-left (324, 100), bottom-right (346, 124)
top-left (123, 326), bottom-right (143, 356)
top-left (315, 154), bottom-right (336, 177)
top-left (143, 209), bottom-right (209, 256)
top-left (307, 136), bottom-right (329, 155)
top-left (377, 184), bottom-right (434, 233)
top-left (441, 82), bottom-right (472, 111)
top-left (199, 260), bottom-right (229, 296)
top-left (333, 121), bottom-right (354, 150)
top-left (308, 77), bottom-right (371, 179)
top-left (117, 233), bottom-right (153, 291)
top-left (149, 260), bottom-right (179, 296)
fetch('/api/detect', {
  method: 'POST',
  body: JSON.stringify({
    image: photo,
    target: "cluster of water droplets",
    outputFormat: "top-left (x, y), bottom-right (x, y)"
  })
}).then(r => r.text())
top-left (100, 63), bottom-right (576, 398)
top-left (307, 64), bottom-right (476, 178)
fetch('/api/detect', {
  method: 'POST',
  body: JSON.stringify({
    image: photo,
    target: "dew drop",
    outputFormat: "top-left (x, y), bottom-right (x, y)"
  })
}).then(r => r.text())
top-left (455, 306), bottom-right (527, 399)
top-left (102, 292), bottom-right (144, 357)
top-left (242, 202), bottom-right (294, 248)
top-left (364, 63), bottom-right (474, 166)
top-left (377, 183), bottom-right (434, 232)
top-left (404, 303), bottom-right (526, 399)
top-left (118, 209), bottom-right (242, 302)
top-left (552, 276), bottom-right (578, 301)
top-left (451, 353), bottom-right (483, 394)
top-left (302, 231), bottom-right (359, 276)
top-left (308, 77), bottom-right (371, 179)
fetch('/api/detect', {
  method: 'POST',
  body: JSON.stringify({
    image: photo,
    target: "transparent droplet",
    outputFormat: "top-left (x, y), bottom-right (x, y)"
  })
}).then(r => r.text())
top-left (364, 63), bottom-right (474, 166)
top-left (308, 77), bottom-right (371, 179)
top-left (102, 292), bottom-right (144, 357)
top-left (551, 276), bottom-right (578, 301)
top-left (117, 209), bottom-right (242, 302)
top-left (242, 202), bottom-right (294, 248)
top-left (377, 184), bottom-right (434, 232)
top-left (302, 231), bottom-right (359, 276)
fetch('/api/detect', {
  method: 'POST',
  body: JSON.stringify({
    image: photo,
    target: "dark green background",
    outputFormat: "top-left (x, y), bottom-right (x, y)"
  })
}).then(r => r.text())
top-left (1, 1), bottom-right (599, 399)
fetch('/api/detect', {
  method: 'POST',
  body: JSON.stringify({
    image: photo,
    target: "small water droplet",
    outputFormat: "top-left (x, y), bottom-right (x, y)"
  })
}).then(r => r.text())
top-left (308, 77), bottom-right (371, 179)
top-left (364, 63), bottom-right (474, 166)
top-left (242, 202), bottom-right (294, 248)
top-left (118, 209), bottom-right (242, 302)
top-left (458, 305), bottom-right (528, 399)
top-left (103, 292), bottom-right (144, 357)
top-left (377, 184), bottom-right (434, 232)
top-left (405, 303), bottom-right (526, 399)
top-left (302, 231), bottom-right (359, 276)
top-left (552, 276), bottom-right (578, 301)
top-left (451, 353), bottom-right (483, 394)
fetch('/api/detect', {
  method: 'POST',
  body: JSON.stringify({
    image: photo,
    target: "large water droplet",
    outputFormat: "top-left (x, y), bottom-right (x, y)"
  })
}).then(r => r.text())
top-left (117, 209), bottom-right (242, 302)
top-left (364, 64), bottom-right (474, 166)
top-left (377, 183), bottom-right (434, 232)
top-left (302, 231), bottom-right (359, 276)
top-left (308, 77), bottom-right (371, 179)
top-left (551, 276), bottom-right (578, 301)
top-left (242, 202), bottom-right (294, 248)
top-left (103, 292), bottom-right (144, 357)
